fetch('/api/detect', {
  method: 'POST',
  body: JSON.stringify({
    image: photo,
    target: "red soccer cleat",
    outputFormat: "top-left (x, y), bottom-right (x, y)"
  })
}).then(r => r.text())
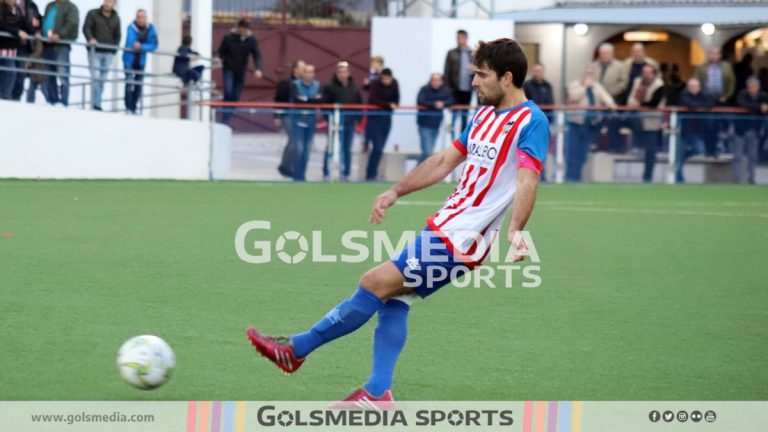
top-left (246, 327), bottom-right (305, 374)
top-left (329, 388), bottom-right (396, 411)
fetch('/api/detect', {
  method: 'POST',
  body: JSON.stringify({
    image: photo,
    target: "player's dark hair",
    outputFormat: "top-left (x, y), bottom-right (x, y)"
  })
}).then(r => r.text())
top-left (473, 38), bottom-right (528, 88)
top-left (457, 29), bottom-right (468, 37)
top-left (381, 68), bottom-right (393, 77)
top-left (237, 18), bottom-right (251, 29)
top-left (181, 35), bottom-right (193, 46)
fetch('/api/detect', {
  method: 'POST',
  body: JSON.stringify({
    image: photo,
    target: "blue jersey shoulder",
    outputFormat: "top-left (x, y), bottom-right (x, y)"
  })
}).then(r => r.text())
top-left (518, 103), bottom-right (550, 162)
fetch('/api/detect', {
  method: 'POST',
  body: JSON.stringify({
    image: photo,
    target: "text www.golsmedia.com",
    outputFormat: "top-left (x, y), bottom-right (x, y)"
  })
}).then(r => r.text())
top-left (30, 412), bottom-right (154, 425)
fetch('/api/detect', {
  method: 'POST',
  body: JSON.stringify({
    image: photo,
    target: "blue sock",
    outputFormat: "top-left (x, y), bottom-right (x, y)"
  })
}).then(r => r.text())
top-left (292, 287), bottom-right (383, 358)
top-left (364, 299), bottom-right (409, 397)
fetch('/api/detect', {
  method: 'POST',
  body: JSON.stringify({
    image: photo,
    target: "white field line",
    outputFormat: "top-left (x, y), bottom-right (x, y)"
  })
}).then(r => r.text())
top-left (396, 200), bottom-right (768, 218)
top-left (543, 206), bottom-right (768, 219)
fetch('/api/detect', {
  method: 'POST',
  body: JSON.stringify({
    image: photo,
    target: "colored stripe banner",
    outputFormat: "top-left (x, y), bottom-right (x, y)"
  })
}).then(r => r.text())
top-left (523, 400), bottom-right (583, 432)
top-left (3, 401), bottom-right (768, 431)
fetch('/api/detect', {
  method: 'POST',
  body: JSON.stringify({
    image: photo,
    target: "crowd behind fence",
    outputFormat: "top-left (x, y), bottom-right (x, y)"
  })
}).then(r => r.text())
top-left (0, 0), bottom-right (217, 117)
top-left (201, 101), bottom-right (768, 185)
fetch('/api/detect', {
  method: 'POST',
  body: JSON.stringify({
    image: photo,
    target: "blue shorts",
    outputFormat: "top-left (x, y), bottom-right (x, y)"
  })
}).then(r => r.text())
top-left (391, 228), bottom-right (472, 298)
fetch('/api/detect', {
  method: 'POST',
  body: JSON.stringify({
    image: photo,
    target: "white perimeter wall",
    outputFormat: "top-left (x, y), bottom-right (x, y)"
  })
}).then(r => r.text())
top-left (371, 17), bottom-right (514, 153)
top-left (0, 100), bottom-right (211, 179)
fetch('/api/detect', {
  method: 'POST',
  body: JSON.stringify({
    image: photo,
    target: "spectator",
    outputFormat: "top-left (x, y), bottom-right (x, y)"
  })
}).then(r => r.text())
top-left (623, 42), bottom-right (658, 98)
top-left (695, 47), bottom-right (735, 156)
top-left (289, 63), bottom-right (322, 182)
top-left (733, 53), bottom-right (753, 99)
top-left (593, 43), bottom-right (626, 102)
top-left (695, 47), bottom-right (735, 105)
top-left (362, 55), bottom-right (384, 152)
top-left (83, 0), bottom-right (120, 111)
top-left (758, 67), bottom-right (768, 93)
top-left (566, 66), bottom-right (616, 181)
top-left (592, 42), bottom-right (627, 153)
top-left (661, 63), bottom-right (684, 106)
top-left (0, 0), bottom-right (31, 99)
top-left (274, 59), bottom-right (304, 178)
top-left (22, 28), bottom-right (46, 103)
top-left (41, 0), bottom-right (78, 106)
top-left (444, 29), bottom-right (473, 132)
top-left (627, 64), bottom-right (666, 183)
top-left (676, 78), bottom-right (714, 183)
top-left (173, 35), bottom-right (204, 85)
top-left (217, 18), bottom-right (262, 123)
top-left (10, 0), bottom-right (41, 102)
top-left (363, 55), bottom-right (383, 91)
top-left (416, 73), bottom-right (453, 163)
top-left (523, 63), bottom-right (554, 106)
top-left (323, 60), bottom-right (362, 182)
top-left (122, 9), bottom-right (156, 114)
top-left (733, 77), bottom-right (768, 184)
top-left (366, 67), bottom-right (399, 181)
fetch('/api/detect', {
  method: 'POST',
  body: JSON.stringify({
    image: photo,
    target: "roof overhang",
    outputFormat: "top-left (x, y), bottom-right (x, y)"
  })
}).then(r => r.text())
top-left (495, 6), bottom-right (768, 26)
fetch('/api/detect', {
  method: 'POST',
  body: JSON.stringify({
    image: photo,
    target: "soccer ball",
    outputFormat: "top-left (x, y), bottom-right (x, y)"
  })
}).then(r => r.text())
top-left (117, 335), bottom-right (175, 390)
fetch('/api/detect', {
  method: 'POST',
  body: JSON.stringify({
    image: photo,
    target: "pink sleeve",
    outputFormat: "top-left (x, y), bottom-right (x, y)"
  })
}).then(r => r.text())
top-left (452, 139), bottom-right (467, 155)
top-left (517, 148), bottom-right (543, 174)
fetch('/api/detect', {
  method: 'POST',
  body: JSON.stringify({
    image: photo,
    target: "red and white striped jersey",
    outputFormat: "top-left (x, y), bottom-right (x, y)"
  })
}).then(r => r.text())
top-left (426, 100), bottom-right (550, 265)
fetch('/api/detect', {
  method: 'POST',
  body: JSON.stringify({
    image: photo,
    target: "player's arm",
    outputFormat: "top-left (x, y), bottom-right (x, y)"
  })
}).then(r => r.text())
top-left (506, 113), bottom-right (549, 262)
top-left (506, 167), bottom-right (540, 262)
top-left (369, 145), bottom-right (466, 224)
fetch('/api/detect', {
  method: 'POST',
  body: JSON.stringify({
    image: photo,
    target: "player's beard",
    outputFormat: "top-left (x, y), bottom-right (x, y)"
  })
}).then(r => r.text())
top-left (477, 91), bottom-right (503, 108)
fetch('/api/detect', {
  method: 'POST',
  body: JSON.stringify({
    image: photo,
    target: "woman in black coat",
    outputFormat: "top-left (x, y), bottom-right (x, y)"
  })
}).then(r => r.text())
top-left (0, 0), bottom-right (31, 99)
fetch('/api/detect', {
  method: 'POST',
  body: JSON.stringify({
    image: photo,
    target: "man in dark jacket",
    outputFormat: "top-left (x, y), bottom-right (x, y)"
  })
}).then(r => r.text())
top-left (443, 29), bottom-right (473, 132)
top-left (523, 63), bottom-right (554, 106)
top-left (83, 0), bottom-right (120, 110)
top-left (416, 73), bottom-right (453, 163)
top-left (733, 77), bottom-right (768, 184)
top-left (274, 59), bottom-right (304, 178)
top-left (217, 18), bottom-right (262, 123)
top-left (42, 0), bottom-right (78, 106)
top-left (323, 60), bottom-right (362, 181)
top-left (676, 77), bottom-right (714, 183)
top-left (10, 0), bottom-right (41, 101)
top-left (366, 68), bottom-right (399, 181)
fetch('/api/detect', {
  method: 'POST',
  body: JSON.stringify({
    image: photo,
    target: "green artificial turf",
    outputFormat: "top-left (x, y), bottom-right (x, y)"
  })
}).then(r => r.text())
top-left (1, 180), bottom-right (766, 401)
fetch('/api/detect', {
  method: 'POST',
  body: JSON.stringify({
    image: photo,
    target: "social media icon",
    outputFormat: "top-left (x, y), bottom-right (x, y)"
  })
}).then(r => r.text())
top-left (663, 411), bottom-right (674, 422)
top-left (649, 410), bottom-right (661, 422)
top-left (705, 410), bottom-right (716, 422)
top-left (677, 411), bottom-right (688, 422)
top-left (690, 411), bottom-right (703, 422)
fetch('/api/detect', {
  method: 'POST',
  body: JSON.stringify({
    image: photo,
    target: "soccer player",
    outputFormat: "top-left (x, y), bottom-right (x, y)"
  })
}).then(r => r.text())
top-left (246, 38), bottom-right (550, 408)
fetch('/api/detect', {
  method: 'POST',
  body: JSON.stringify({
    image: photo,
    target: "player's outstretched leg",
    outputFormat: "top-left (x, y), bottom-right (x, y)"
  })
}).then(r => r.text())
top-left (246, 286), bottom-right (382, 374)
top-left (365, 298), bottom-right (410, 396)
top-left (331, 296), bottom-right (411, 410)
top-left (246, 261), bottom-right (408, 374)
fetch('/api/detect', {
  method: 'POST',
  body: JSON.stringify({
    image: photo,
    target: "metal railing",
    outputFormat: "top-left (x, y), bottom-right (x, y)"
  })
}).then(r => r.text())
top-left (0, 31), bottom-right (219, 119)
top-left (199, 101), bottom-right (767, 184)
